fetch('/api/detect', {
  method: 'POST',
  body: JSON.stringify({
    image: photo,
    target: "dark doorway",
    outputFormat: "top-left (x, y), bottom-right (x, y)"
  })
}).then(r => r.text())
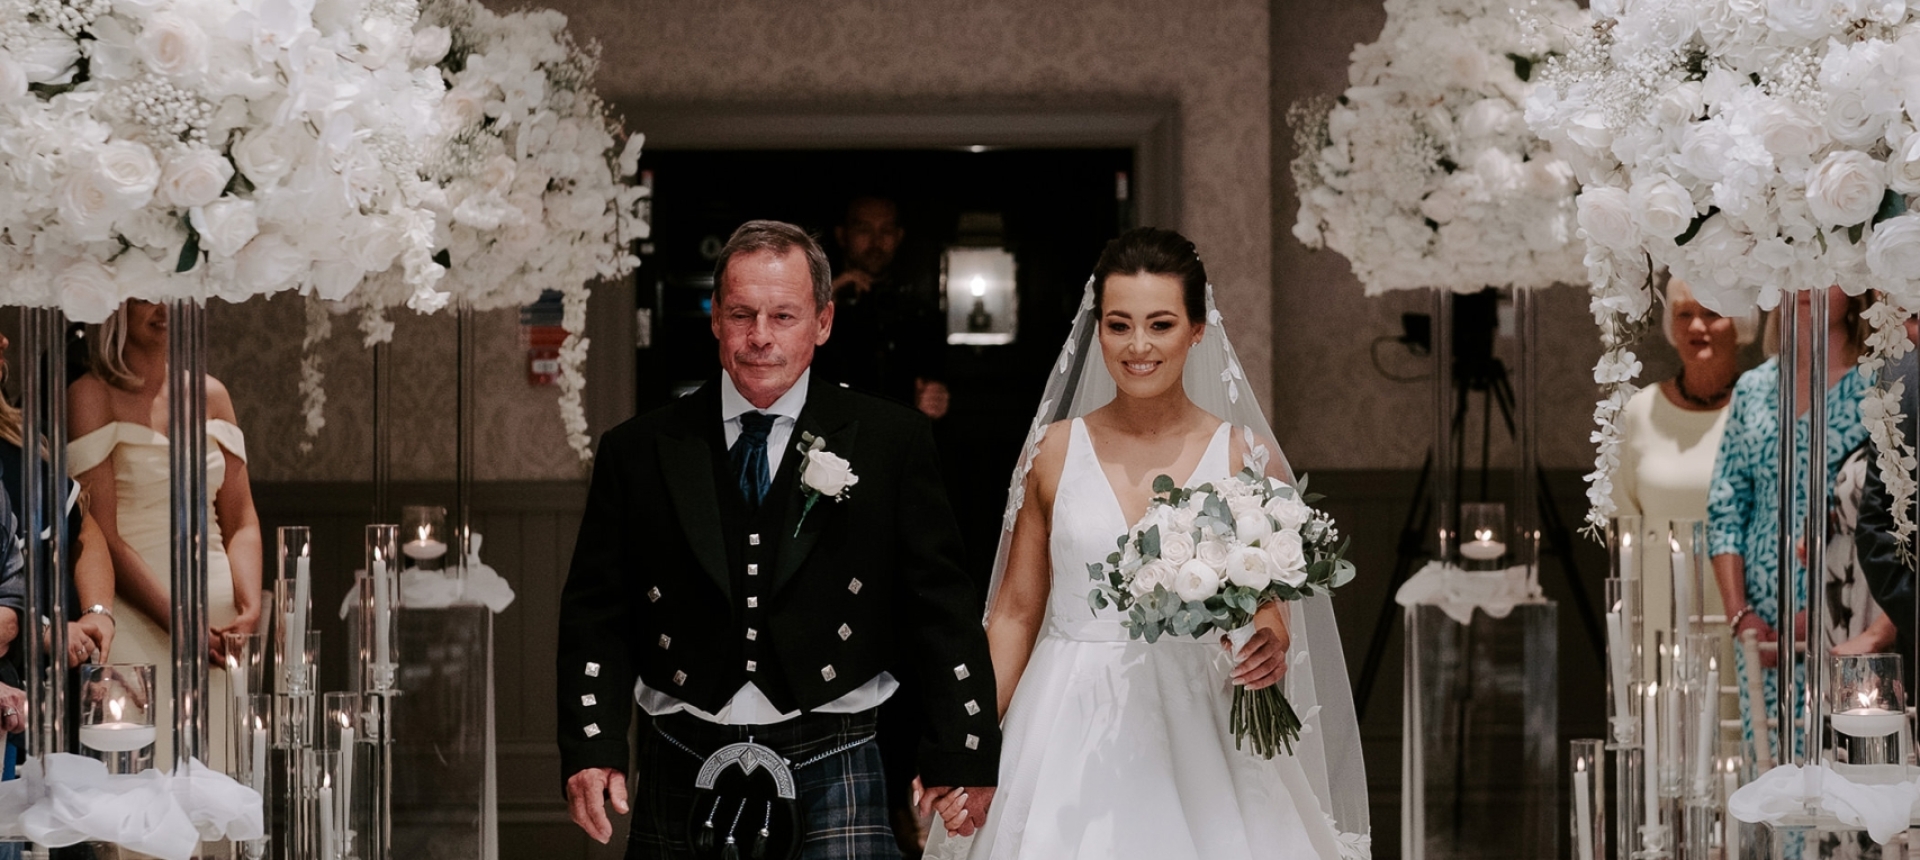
top-left (635, 146), bottom-right (1134, 586)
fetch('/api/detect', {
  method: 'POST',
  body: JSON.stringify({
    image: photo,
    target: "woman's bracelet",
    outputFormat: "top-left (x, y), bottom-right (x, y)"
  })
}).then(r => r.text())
top-left (1728, 605), bottom-right (1753, 631)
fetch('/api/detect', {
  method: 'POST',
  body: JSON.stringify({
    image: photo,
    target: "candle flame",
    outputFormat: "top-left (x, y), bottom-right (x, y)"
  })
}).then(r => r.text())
top-left (970, 275), bottom-right (986, 298)
top-left (254, 715), bottom-right (265, 732)
top-left (374, 547), bottom-right (383, 562)
top-left (301, 543), bottom-right (310, 558)
top-left (1860, 691), bottom-right (1877, 709)
top-left (1670, 536), bottom-right (1681, 553)
top-left (418, 525), bottom-right (430, 542)
top-left (110, 698), bottom-right (123, 721)
top-left (1622, 534), bottom-right (1633, 549)
top-left (1646, 681), bottom-right (1659, 697)
top-left (1576, 758), bottom-right (1586, 773)
top-left (1473, 528), bottom-right (1494, 542)
top-left (339, 711), bottom-right (352, 729)
top-left (1709, 655), bottom-right (1718, 672)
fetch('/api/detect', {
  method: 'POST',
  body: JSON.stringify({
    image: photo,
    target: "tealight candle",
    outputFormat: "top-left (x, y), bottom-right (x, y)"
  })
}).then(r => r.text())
top-left (80, 699), bottom-right (155, 753)
top-left (1831, 690), bottom-right (1905, 738)
top-left (401, 525), bottom-right (446, 562)
top-left (1460, 528), bottom-right (1507, 561)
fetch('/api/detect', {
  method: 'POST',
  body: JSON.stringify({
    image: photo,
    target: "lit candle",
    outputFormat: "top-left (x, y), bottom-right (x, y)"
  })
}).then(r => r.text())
top-left (1830, 690), bottom-right (1905, 737)
top-left (1574, 756), bottom-right (1596, 860)
top-left (229, 651), bottom-right (248, 708)
top-left (1460, 528), bottom-right (1507, 561)
top-left (401, 525), bottom-right (446, 563)
top-left (1722, 758), bottom-right (1740, 860)
top-left (1693, 657), bottom-right (1719, 793)
top-left (1607, 608), bottom-right (1633, 742)
top-left (79, 698), bottom-right (156, 753)
top-left (373, 547), bottom-right (391, 671)
top-left (288, 545), bottom-right (311, 691)
top-left (1670, 535), bottom-right (1693, 638)
top-left (1663, 682), bottom-right (1680, 794)
top-left (1644, 683), bottom-right (1660, 828)
top-left (250, 718), bottom-right (268, 795)
top-left (320, 779), bottom-right (335, 860)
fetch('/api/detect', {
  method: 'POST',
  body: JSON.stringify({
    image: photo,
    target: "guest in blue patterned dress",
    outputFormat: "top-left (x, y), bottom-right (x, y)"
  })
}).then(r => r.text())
top-left (1707, 287), bottom-right (1873, 763)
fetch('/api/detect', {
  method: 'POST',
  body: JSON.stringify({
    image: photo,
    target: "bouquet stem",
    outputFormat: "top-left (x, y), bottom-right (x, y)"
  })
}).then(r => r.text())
top-left (1230, 683), bottom-right (1303, 759)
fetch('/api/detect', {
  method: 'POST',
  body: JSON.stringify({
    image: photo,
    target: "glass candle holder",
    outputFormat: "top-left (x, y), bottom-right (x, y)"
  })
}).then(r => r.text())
top-left (1605, 574), bottom-right (1643, 748)
top-left (362, 525), bottom-right (401, 693)
top-left (1666, 519), bottom-right (1708, 650)
top-left (1829, 653), bottom-right (1908, 766)
top-left (324, 693), bottom-right (368, 860)
top-left (224, 631), bottom-right (265, 774)
top-left (278, 589), bottom-right (321, 695)
top-left (1458, 502), bottom-right (1509, 565)
top-left (239, 693), bottom-right (272, 795)
top-left (1569, 739), bottom-right (1605, 860)
top-left (80, 663), bottom-right (156, 773)
top-left (400, 506), bottom-right (448, 571)
top-left (277, 526), bottom-right (315, 694)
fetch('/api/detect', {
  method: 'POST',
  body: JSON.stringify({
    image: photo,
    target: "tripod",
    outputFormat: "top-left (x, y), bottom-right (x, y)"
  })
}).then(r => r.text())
top-left (1350, 339), bottom-right (1608, 721)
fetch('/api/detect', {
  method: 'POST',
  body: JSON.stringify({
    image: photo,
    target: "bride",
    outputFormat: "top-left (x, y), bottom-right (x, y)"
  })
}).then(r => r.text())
top-left (925, 229), bottom-right (1369, 860)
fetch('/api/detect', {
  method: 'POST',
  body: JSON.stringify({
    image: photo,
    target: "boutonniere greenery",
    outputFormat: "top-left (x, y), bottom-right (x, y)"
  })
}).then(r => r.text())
top-left (795, 432), bottom-right (858, 536)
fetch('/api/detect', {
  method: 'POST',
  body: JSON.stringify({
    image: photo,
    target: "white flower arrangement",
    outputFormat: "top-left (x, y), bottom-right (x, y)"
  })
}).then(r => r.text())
top-left (1289, 0), bottom-right (1590, 294)
top-left (301, 0), bottom-right (648, 461)
top-left (0, 0), bottom-right (448, 320)
top-left (1860, 298), bottom-right (1918, 559)
top-left (794, 431), bottom-right (857, 535)
top-left (1527, 0), bottom-right (1920, 530)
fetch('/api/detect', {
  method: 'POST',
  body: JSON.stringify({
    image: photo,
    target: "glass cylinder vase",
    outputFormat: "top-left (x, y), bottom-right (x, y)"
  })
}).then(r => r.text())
top-left (78, 663), bottom-right (156, 774)
top-left (361, 525), bottom-right (401, 694)
top-left (1605, 573), bottom-right (1644, 748)
top-left (399, 506), bottom-right (448, 572)
top-left (1569, 739), bottom-right (1605, 860)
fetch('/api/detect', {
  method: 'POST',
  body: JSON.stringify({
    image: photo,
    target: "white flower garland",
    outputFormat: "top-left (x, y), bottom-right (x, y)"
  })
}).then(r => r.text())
top-left (299, 296), bottom-right (332, 455)
top-left (1582, 260), bottom-right (1653, 533)
top-left (1861, 298), bottom-right (1918, 560)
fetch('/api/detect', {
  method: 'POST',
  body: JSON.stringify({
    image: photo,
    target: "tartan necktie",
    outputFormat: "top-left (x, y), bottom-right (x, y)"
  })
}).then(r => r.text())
top-left (731, 411), bottom-right (776, 508)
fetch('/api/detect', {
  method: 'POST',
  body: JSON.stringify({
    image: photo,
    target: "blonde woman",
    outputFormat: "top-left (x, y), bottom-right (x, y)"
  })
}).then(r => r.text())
top-left (68, 301), bottom-right (260, 766)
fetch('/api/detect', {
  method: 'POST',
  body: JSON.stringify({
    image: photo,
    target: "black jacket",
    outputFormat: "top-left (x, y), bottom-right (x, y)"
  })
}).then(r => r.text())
top-left (555, 379), bottom-right (1000, 787)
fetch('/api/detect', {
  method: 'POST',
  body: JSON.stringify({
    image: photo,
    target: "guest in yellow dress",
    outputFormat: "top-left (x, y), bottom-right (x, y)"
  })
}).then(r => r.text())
top-left (67, 301), bottom-right (262, 767)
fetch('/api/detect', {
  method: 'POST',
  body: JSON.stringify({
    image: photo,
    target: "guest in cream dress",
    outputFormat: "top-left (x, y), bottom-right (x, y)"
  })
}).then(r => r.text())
top-left (1611, 276), bottom-right (1754, 662)
top-left (67, 301), bottom-right (262, 767)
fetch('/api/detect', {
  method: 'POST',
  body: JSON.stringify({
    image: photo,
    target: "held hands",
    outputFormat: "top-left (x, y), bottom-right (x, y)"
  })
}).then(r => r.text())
top-left (1733, 608), bottom-right (1781, 668)
top-left (565, 767), bottom-right (631, 844)
top-left (916, 779), bottom-right (995, 838)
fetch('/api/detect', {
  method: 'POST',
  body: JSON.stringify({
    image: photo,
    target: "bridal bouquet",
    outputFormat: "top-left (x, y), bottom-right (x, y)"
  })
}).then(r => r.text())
top-left (1087, 469), bottom-right (1355, 758)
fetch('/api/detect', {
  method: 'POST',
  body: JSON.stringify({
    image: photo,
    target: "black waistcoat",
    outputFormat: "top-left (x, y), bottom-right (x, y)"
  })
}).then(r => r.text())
top-left (710, 421), bottom-right (805, 709)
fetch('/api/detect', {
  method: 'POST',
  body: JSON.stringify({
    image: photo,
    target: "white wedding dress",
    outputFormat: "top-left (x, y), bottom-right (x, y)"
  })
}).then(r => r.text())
top-left (930, 418), bottom-right (1349, 860)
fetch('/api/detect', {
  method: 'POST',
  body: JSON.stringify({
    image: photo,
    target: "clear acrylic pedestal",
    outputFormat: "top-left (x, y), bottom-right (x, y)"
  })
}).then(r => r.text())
top-left (1402, 601), bottom-right (1560, 860)
top-left (389, 604), bottom-right (497, 860)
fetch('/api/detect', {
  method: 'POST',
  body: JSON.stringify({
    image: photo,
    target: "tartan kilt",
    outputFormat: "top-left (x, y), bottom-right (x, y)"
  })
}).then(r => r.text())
top-left (626, 710), bottom-right (897, 860)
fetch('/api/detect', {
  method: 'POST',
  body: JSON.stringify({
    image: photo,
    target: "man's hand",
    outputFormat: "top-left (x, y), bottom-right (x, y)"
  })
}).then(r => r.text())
top-left (919, 785), bottom-right (995, 838)
top-left (566, 767), bottom-right (630, 844)
top-left (914, 379), bottom-right (950, 421)
top-left (832, 270), bottom-right (875, 302)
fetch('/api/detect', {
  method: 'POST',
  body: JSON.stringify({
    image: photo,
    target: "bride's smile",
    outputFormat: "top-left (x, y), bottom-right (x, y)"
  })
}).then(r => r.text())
top-left (1098, 272), bottom-right (1205, 402)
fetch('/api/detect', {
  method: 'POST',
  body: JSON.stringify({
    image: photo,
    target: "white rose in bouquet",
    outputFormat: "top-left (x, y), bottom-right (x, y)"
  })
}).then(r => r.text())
top-left (0, 51), bottom-right (27, 103)
top-left (1195, 539), bottom-right (1233, 572)
top-left (1224, 546), bottom-right (1275, 589)
top-left (411, 25), bottom-right (452, 66)
top-left (1173, 558), bottom-right (1224, 602)
top-left (1132, 559), bottom-right (1178, 598)
top-left (136, 14), bottom-right (209, 78)
top-left (1577, 187), bottom-right (1639, 249)
top-left (1159, 530), bottom-right (1197, 567)
top-left (190, 198), bottom-right (259, 258)
top-left (231, 130), bottom-right (298, 187)
top-left (56, 172), bottom-right (122, 242)
top-left (1235, 511), bottom-right (1273, 545)
top-left (1629, 174), bottom-right (1697, 240)
top-left (1266, 530), bottom-right (1310, 587)
top-left (1807, 150), bottom-right (1888, 227)
top-left (1265, 494), bottom-right (1312, 531)
top-left (95, 141), bottom-right (161, 209)
top-left (1867, 213), bottom-right (1920, 285)
top-left (233, 231), bottom-right (310, 293)
top-left (1889, 131), bottom-right (1920, 194)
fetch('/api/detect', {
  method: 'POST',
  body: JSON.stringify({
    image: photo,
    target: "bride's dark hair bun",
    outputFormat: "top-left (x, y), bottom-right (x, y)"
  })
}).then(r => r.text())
top-left (1091, 227), bottom-right (1208, 322)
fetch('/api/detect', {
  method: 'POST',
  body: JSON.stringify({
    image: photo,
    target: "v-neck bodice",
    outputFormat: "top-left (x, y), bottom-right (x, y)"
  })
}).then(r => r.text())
top-left (1045, 418), bottom-right (1229, 641)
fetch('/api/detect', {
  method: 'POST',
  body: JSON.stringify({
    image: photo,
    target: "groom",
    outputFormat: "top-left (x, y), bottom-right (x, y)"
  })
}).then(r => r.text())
top-left (557, 220), bottom-right (1001, 858)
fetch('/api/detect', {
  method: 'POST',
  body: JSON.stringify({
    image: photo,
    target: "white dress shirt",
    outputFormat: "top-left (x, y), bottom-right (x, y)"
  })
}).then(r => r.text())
top-left (635, 370), bottom-right (896, 725)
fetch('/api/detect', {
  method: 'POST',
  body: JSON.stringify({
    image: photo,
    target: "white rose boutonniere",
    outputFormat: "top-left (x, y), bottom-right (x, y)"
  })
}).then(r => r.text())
top-left (795, 431), bottom-right (858, 536)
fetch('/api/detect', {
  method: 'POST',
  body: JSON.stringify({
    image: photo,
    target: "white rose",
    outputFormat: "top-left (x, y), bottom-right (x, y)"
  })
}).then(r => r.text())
top-left (233, 231), bottom-right (310, 292)
top-left (478, 154), bottom-right (517, 194)
top-left (1195, 539), bottom-right (1232, 572)
top-left (1458, 98), bottom-right (1515, 140)
top-left (56, 261), bottom-right (120, 323)
top-left (1806, 150), bottom-right (1887, 227)
top-left (802, 449), bottom-right (857, 497)
top-left (1266, 531), bottom-right (1310, 588)
top-left (231, 130), bottom-right (299, 187)
top-left (343, 214), bottom-right (403, 273)
top-left (1234, 511), bottom-right (1272, 545)
top-left (1224, 546), bottom-right (1274, 589)
top-left (1172, 558), bottom-right (1223, 602)
top-left (1767, 0), bottom-right (1840, 40)
top-left (55, 171), bottom-right (121, 241)
top-left (1888, 131), bottom-right (1920, 195)
top-left (1565, 110), bottom-right (1613, 152)
top-left (13, 32), bottom-right (80, 84)
top-left (1628, 174), bottom-right (1696, 240)
top-left (159, 148), bottom-right (233, 208)
top-left (1749, 98), bottom-right (1828, 160)
top-left (1265, 494), bottom-right (1311, 530)
top-left (135, 14), bottom-right (208, 78)
top-left (439, 85), bottom-right (486, 129)
top-left (94, 141), bottom-right (161, 208)
top-left (1825, 93), bottom-right (1887, 147)
top-left (189, 198), bottom-right (259, 258)
top-left (1652, 81), bottom-right (1704, 126)
top-left (1131, 559), bottom-right (1177, 598)
top-left (410, 26), bottom-right (452, 66)
top-left (1158, 530), bottom-right (1196, 567)
top-left (1867, 214), bottom-right (1920, 285)
top-left (1577, 187), bottom-right (1638, 249)
top-left (0, 50), bottom-right (26, 103)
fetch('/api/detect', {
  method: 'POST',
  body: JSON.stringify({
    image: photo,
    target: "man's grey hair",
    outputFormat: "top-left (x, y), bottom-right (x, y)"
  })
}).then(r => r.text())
top-left (712, 220), bottom-right (834, 311)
